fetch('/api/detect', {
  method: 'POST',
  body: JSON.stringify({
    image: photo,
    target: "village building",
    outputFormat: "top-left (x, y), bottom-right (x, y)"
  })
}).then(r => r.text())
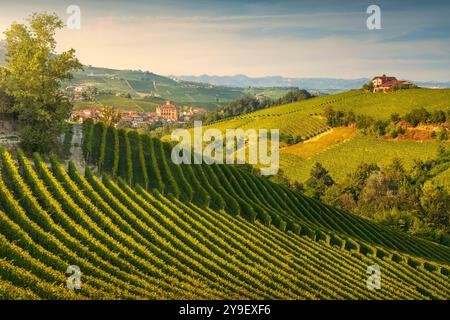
top-left (156, 101), bottom-right (179, 121)
top-left (69, 108), bottom-right (99, 122)
top-left (372, 75), bottom-right (414, 92)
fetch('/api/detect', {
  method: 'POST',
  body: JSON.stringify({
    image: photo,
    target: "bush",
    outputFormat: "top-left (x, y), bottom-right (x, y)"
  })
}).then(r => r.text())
top-left (404, 107), bottom-right (430, 127)
top-left (102, 126), bottom-right (117, 175)
top-left (258, 211), bottom-right (272, 226)
top-left (286, 220), bottom-right (301, 235)
top-left (141, 135), bottom-right (164, 192)
top-left (117, 129), bottom-right (132, 184)
top-left (437, 128), bottom-right (449, 141)
top-left (82, 119), bottom-right (94, 161)
top-left (271, 215), bottom-right (287, 232)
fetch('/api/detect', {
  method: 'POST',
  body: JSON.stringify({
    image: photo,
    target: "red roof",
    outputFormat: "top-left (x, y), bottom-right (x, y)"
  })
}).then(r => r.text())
top-left (372, 74), bottom-right (397, 83)
top-left (378, 80), bottom-right (409, 88)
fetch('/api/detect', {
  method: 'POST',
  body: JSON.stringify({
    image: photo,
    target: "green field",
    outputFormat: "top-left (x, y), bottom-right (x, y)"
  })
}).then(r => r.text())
top-left (280, 133), bottom-right (449, 183)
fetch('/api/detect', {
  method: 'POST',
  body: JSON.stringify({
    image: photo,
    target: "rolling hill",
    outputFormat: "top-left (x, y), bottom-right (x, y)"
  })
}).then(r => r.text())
top-left (1, 123), bottom-right (450, 299)
top-left (197, 88), bottom-right (450, 183)
top-left (201, 89), bottom-right (450, 134)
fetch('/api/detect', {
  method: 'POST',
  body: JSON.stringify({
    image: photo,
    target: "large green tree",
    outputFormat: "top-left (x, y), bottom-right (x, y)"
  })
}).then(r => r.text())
top-left (0, 13), bottom-right (82, 152)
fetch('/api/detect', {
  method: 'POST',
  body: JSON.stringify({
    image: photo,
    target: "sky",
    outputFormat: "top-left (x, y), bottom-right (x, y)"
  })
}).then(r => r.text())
top-left (0, 0), bottom-right (450, 81)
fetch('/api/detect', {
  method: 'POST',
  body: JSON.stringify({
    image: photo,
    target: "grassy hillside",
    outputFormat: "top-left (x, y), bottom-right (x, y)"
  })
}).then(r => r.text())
top-left (197, 89), bottom-right (450, 184)
top-left (1, 135), bottom-right (450, 298)
top-left (70, 67), bottom-right (293, 111)
top-left (201, 89), bottom-right (450, 137)
top-left (281, 133), bottom-right (450, 183)
top-left (74, 94), bottom-right (161, 112)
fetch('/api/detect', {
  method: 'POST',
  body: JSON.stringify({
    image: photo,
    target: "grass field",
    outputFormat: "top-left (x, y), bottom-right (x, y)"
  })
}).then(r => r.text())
top-left (280, 133), bottom-right (450, 183)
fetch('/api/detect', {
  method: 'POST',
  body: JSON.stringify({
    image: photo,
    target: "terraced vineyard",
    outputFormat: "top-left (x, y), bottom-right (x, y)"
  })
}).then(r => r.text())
top-left (1, 144), bottom-right (450, 299)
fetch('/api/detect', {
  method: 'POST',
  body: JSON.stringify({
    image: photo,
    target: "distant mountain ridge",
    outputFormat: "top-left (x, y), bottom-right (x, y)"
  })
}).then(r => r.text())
top-left (1, 42), bottom-right (449, 96)
top-left (175, 74), bottom-right (450, 90)
top-left (174, 74), bottom-right (369, 90)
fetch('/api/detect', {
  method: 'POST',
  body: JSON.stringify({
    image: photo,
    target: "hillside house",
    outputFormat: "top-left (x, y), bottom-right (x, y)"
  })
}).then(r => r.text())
top-left (156, 101), bottom-right (179, 121)
top-left (372, 75), bottom-right (414, 92)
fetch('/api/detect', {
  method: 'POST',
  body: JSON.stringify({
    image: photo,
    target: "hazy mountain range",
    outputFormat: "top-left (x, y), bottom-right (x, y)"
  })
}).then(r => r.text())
top-left (175, 74), bottom-right (450, 90)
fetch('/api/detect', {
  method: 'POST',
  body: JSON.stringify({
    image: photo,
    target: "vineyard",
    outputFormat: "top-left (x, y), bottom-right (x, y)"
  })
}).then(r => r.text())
top-left (195, 89), bottom-right (450, 144)
top-left (280, 133), bottom-right (449, 183)
top-left (83, 122), bottom-right (450, 262)
top-left (0, 143), bottom-right (449, 299)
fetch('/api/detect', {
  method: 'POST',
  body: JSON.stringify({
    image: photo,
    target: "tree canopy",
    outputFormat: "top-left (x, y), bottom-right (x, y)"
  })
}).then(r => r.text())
top-left (0, 12), bottom-right (82, 152)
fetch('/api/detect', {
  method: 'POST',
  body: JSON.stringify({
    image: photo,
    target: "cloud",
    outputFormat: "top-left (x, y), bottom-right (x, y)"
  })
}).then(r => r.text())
top-left (1, 0), bottom-right (449, 80)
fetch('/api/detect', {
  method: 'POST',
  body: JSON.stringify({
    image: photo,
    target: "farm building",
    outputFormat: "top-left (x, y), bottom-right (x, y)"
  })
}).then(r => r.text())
top-left (372, 75), bottom-right (414, 92)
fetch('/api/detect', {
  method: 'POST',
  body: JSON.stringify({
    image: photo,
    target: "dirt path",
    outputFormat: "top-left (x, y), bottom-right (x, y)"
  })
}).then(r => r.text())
top-left (69, 124), bottom-right (86, 172)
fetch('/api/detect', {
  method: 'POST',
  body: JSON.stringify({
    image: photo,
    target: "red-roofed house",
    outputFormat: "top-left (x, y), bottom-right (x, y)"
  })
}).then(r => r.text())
top-left (372, 75), bottom-right (414, 92)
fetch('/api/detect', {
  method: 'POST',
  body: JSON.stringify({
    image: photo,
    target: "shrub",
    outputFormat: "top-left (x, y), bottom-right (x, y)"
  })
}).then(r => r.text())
top-left (82, 119), bottom-right (94, 161)
top-left (117, 129), bottom-right (132, 184)
top-left (141, 135), bottom-right (164, 192)
top-left (91, 122), bottom-right (105, 165)
top-left (103, 126), bottom-right (119, 177)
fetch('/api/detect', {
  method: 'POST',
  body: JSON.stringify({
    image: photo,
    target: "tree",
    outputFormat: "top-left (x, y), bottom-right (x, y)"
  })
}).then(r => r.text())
top-left (404, 107), bottom-right (430, 127)
top-left (430, 110), bottom-right (446, 124)
top-left (98, 105), bottom-right (122, 126)
top-left (304, 162), bottom-right (334, 199)
top-left (371, 120), bottom-right (389, 136)
top-left (359, 172), bottom-right (399, 212)
top-left (343, 163), bottom-right (380, 200)
top-left (420, 183), bottom-right (449, 229)
top-left (362, 82), bottom-right (374, 92)
top-left (275, 89), bottom-right (312, 105)
top-left (437, 128), bottom-right (449, 141)
top-left (0, 13), bottom-right (82, 152)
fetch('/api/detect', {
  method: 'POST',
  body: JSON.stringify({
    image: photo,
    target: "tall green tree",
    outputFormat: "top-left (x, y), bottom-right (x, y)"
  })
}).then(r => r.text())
top-left (0, 13), bottom-right (82, 152)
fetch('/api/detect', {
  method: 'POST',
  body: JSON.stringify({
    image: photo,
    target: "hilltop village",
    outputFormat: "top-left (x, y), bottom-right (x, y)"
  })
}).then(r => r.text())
top-left (70, 97), bottom-right (206, 129)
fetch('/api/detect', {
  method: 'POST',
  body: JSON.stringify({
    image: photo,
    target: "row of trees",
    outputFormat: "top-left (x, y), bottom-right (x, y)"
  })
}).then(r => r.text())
top-left (197, 89), bottom-right (313, 124)
top-left (289, 149), bottom-right (450, 246)
top-left (324, 106), bottom-right (450, 140)
top-left (399, 107), bottom-right (450, 127)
